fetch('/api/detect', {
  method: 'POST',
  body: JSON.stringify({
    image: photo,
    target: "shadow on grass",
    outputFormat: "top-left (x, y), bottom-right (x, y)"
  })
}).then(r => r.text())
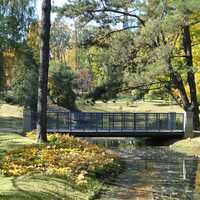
top-left (0, 175), bottom-right (81, 200)
top-left (0, 133), bottom-right (33, 160)
top-left (0, 190), bottom-right (73, 200)
top-left (0, 116), bottom-right (23, 133)
top-left (153, 103), bottom-right (174, 107)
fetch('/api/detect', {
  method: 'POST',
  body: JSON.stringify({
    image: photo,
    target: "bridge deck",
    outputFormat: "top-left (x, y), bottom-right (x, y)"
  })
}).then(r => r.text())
top-left (47, 128), bottom-right (184, 137)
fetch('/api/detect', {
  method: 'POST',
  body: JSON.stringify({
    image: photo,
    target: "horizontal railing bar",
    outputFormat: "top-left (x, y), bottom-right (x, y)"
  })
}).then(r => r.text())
top-left (46, 111), bottom-right (184, 114)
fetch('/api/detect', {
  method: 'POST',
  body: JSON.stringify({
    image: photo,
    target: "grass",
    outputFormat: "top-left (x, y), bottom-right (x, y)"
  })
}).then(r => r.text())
top-left (0, 103), bottom-right (111, 200)
top-left (0, 104), bottom-right (23, 118)
top-left (77, 99), bottom-right (183, 113)
top-left (0, 104), bottom-right (23, 133)
top-left (0, 132), bottom-right (109, 200)
top-left (170, 137), bottom-right (200, 156)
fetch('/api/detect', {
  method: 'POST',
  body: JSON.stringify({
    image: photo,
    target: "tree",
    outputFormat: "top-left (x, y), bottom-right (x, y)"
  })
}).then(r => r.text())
top-left (57, 0), bottom-right (200, 129)
top-left (11, 21), bottom-right (40, 111)
top-left (183, 24), bottom-right (200, 128)
top-left (12, 45), bottom-right (38, 111)
top-left (36, 0), bottom-right (51, 143)
top-left (0, 0), bottom-right (36, 92)
top-left (50, 19), bottom-right (70, 64)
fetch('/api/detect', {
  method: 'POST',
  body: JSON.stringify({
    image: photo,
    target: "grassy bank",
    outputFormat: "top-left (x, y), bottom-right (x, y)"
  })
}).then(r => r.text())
top-left (0, 132), bottom-right (120, 200)
top-left (170, 137), bottom-right (200, 157)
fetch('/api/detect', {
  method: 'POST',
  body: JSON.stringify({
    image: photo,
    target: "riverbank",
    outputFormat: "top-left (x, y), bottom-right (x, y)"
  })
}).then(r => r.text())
top-left (170, 136), bottom-right (200, 157)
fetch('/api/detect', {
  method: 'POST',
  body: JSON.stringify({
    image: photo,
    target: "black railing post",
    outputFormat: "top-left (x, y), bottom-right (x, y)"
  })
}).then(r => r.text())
top-left (69, 112), bottom-right (72, 132)
top-left (156, 113), bottom-right (160, 131)
top-left (82, 113), bottom-right (84, 132)
top-left (101, 113), bottom-right (104, 130)
top-left (121, 113), bottom-right (124, 132)
top-left (108, 113), bottom-right (111, 132)
top-left (56, 112), bottom-right (59, 131)
top-left (95, 113), bottom-right (98, 132)
top-left (112, 113), bottom-right (114, 130)
top-left (134, 113), bottom-right (136, 130)
top-left (182, 113), bottom-right (185, 131)
top-left (145, 113), bottom-right (148, 130)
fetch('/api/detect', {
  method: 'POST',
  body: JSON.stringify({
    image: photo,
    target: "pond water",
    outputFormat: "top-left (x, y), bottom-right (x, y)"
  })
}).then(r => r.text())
top-left (86, 138), bottom-right (200, 200)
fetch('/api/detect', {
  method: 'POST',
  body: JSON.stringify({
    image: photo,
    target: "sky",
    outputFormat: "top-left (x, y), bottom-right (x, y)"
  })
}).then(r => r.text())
top-left (36, 0), bottom-right (66, 19)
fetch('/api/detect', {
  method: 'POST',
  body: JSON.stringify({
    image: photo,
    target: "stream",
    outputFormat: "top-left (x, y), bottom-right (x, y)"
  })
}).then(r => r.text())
top-left (87, 138), bottom-right (200, 200)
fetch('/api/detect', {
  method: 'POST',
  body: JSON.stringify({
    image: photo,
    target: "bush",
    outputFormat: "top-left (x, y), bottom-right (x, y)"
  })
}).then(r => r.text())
top-left (48, 64), bottom-right (76, 110)
top-left (0, 134), bottom-right (120, 187)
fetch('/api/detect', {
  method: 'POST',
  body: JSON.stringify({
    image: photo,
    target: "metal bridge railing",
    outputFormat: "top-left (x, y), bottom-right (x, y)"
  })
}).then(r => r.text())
top-left (44, 112), bottom-right (184, 132)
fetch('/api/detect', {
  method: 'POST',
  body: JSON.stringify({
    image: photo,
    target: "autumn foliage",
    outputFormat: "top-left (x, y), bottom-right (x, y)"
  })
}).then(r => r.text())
top-left (0, 133), bottom-right (120, 186)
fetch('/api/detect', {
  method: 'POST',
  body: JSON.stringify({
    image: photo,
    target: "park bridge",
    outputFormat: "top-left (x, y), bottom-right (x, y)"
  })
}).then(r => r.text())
top-left (24, 111), bottom-right (191, 137)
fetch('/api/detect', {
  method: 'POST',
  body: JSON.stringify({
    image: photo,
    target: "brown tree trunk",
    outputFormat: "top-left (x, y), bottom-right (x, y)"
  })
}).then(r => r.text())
top-left (170, 71), bottom-right (190, 110)
top-left (36, 0), bottom-right (51, 142)
top-left (165, 58), bottom-right (190, 110)
top-left (183, 25), bottom-right (200, 129)
top-left (0, 52), bottom-right (5, 93)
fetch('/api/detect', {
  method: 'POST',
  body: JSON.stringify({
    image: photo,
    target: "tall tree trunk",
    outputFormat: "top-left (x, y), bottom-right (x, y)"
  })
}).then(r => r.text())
top-left (36, 0), bottom-right (51, 142)
top-left (0, 52), bottom-right (5, 93)
top-left (183, 25), bottom-right (200, 129)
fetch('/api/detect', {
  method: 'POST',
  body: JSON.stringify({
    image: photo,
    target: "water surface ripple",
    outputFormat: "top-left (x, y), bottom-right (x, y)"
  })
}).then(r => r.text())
top-left (89, 138), bottom-right (200, 200)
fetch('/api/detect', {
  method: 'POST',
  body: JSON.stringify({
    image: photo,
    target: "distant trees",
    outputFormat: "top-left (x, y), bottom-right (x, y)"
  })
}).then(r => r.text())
top-left (0, 0), bottom-right (36, 94)
top-left (12, 45), bottom-right (38, 111)
top-left (1, 0), bottom-right (200, 130)
top-left (50, 20), bottom-right (70, 64)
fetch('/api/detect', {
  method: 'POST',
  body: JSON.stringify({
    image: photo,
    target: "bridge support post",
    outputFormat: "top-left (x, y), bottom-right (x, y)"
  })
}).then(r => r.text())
top-left (23, 109), bottom-right (33, 133)
top-left (184, 111), bottom-right (194, 138)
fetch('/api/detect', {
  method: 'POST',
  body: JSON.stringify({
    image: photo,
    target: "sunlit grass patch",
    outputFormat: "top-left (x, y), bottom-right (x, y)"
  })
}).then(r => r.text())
top-left (77, 99), bottom-right (183, 113)
top-left (170, 137), bottom-right (200, 156)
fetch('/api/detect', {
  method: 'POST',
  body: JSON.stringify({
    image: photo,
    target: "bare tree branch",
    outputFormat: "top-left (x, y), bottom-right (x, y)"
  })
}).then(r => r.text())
top-left (98, 25), bottom-right (139, 40)
top-left (94, 8), bottom-right (145, 25)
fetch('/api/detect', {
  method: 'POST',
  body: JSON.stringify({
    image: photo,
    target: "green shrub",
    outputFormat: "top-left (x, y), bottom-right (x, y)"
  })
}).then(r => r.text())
top-left (48, 64), bottom-right (76, 110)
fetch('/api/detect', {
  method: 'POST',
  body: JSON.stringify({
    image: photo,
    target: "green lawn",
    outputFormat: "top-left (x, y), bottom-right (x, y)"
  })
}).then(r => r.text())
top-left (0, 102), bottom-right (103, 200)
top-left (77, 100), bottom-right (183, 113)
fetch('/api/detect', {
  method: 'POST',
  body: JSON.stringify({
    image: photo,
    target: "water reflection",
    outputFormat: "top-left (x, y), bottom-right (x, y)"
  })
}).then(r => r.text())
top-left (86, 138), bottom-right (200, 200)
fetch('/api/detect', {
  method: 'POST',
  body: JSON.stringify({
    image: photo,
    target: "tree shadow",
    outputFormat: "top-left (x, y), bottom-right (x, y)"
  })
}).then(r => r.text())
top-left (0, 116), bottom-right (23, 133)
top-left (0, 175), bottom-right (75, 200)
top-left (154, 103), bottom-right (175, 107)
